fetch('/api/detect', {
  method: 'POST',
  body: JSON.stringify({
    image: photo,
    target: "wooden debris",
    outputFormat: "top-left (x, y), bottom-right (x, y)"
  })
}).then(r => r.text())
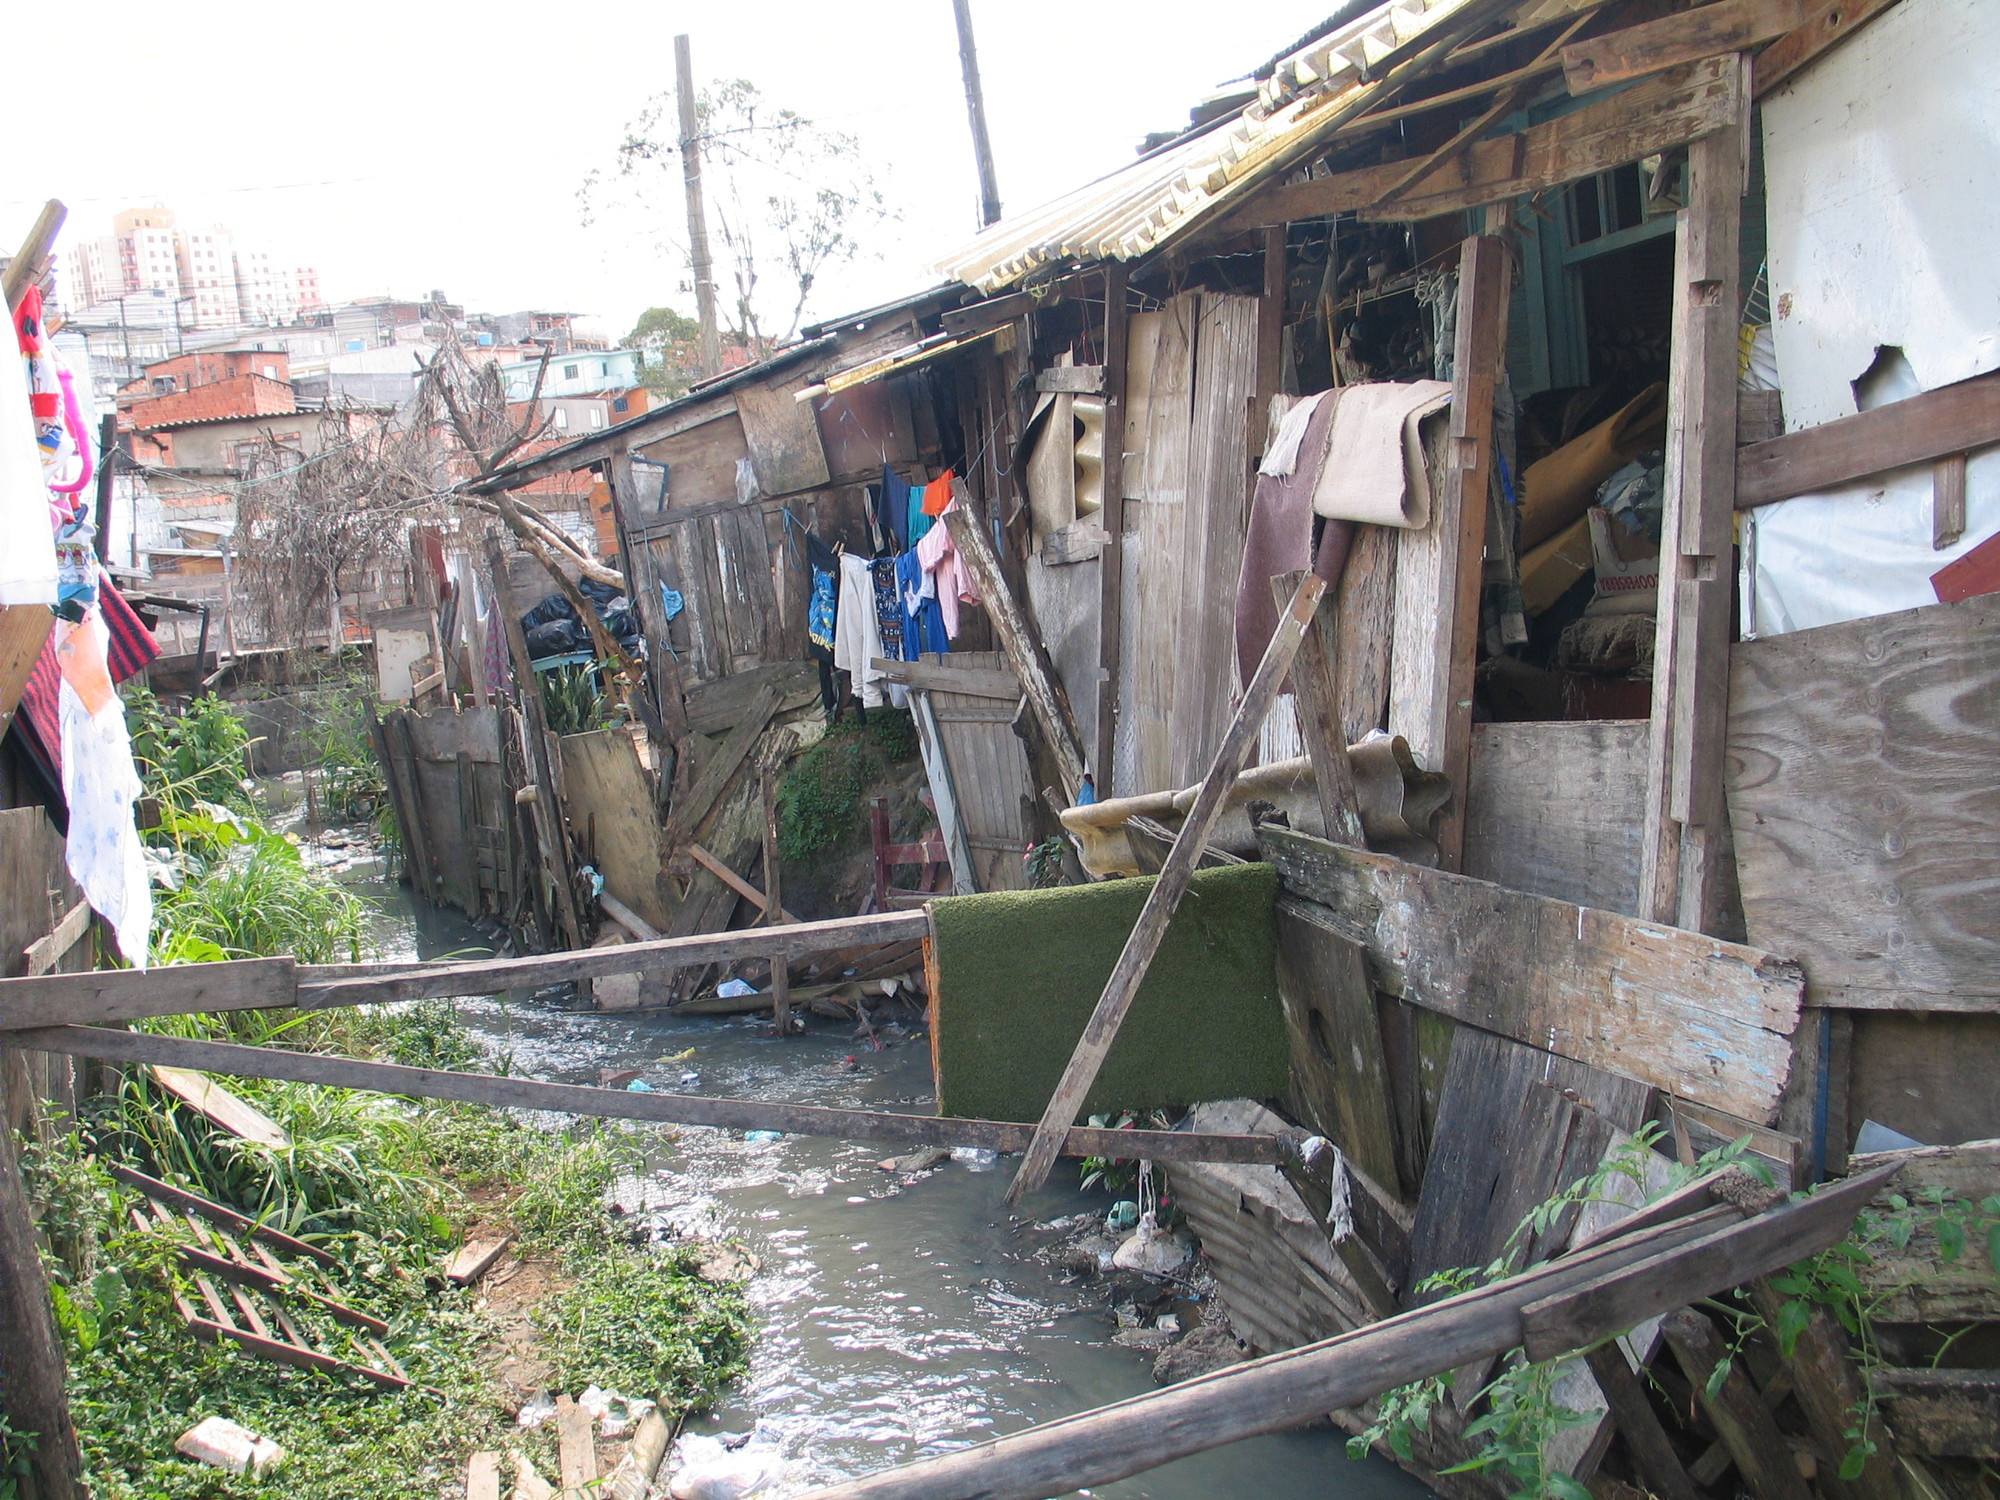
top-left (446, 1236), bottom-right (513, 1287)
top-left (107, 1163), bottom-right (338, 1266)
top-left (148, 1066), bottom-right (290, 1148)
top-left (1562, 0), bottom-right (1807, 91)
top-left (1661, 1308), bottom-right (1813, 1500)
top-left (465, 1451), bottom-right (503, 1500)
top-left (19, 1025), bottom-right (1289, 1165)
top-left (1261, 827), bottom-right (1804, 1122)
top-left (556, 1395), bottom-right (596, 1491)
top-left (512, 1451), bottom-right (556, 1500)
top-left (602, 1410), bottom-right (673, 1500)
top-left (1871, 1369), bottom-right (2000, 1459)
top-left (1006, 573), bottom-right (1326, 1201)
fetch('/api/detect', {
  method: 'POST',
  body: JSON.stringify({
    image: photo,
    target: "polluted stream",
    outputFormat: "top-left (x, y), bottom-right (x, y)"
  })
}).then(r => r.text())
top-left (288, 787), bottom-right (1430, 1499)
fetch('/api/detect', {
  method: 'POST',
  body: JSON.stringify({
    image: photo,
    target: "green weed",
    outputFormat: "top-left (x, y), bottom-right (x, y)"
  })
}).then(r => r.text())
top-left (535, 1242), bottom-right (751, 1407)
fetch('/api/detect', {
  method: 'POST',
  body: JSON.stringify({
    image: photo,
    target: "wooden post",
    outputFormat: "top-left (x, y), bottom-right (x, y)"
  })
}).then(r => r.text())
top-left (1582, 1342), bottom-right (1701, 1500)
top-left (1432, 233), bottom-right (1510, 873)
top-left (2, 198), bottom-right (66, 311)
top-left (762, 769), bottom-right (789, 1035)
top-left (950, 0), bottom-right (1004, 228)
top-left (1746, 1280), bottom-right (1900, 1500)
top-left (1271, 572), bottom-right (1365, 846)
top-left (942, 504), bottom-right (1088, 801)
top-left (674, 35), bottom-right (722, 379)
top-left (485, 538), bottom-right (583, 947)
top-left (1640, 68), bottom-right (1747, 933)
top-left (1006, 574), bottom-right (1327, 1202)
top-left (0, 1071), bottom-right (89, 1499)
top-left (1093, 262), bottom-right (1129, 784)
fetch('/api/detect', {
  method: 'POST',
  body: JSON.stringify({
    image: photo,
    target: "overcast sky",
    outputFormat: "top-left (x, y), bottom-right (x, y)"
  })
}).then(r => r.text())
top-left (4, 0), bottom-right (1335, 343)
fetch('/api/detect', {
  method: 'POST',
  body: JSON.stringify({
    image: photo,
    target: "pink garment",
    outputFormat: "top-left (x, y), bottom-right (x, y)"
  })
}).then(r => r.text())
top-left (913, 499), bottom-right (980, 639)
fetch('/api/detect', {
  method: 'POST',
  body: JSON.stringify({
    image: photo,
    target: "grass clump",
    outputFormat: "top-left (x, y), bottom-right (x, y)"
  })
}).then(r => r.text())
top-left (537, 1243), bottom-right (751, 1405)
top-left (776, 708), bottom-right (918, 862)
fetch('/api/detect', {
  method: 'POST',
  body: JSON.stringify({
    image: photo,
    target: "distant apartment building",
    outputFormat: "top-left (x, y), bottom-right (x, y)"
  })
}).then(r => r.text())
top-left (500, 347), bottom-right (640, 401)
top-left (64, 205), bottom-right (322, 332)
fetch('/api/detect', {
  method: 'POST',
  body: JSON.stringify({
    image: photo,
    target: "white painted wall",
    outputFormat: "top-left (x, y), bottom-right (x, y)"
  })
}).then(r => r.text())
top-left (1744, 0), bottom-right (2000, 636)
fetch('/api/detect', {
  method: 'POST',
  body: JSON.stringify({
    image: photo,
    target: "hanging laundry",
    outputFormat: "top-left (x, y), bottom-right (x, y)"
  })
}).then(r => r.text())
top-left (896, 550), bottom-right (948, 659)
top-left (876, 466), bottom-right (911, 552)
top-left (920, 469), bottom-right (955, 517)
top-left (16, 289), bottom-right (94, 619)
top-left (913, 495), bottom-right (980, 640)
top-left (833, 551), bottom-right (886, 708)
top-left (803, 530), bottom-right (840, 714)
top-left (870, 556), bottom-right (908, 707)
top-left (1234, 389), bottom-right (1343, 686)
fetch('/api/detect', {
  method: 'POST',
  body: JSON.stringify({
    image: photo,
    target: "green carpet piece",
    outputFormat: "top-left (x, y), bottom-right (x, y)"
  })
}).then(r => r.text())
top-left (930, 862), bottom-right (1287, 1123)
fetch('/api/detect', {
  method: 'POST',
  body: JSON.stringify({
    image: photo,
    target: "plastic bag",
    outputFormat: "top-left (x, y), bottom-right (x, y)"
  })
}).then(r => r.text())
top-left (666, 1434), bottom-right (784, 1500)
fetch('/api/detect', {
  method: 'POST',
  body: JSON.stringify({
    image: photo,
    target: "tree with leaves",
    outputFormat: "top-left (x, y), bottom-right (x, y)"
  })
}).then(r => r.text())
top-left (585, 77), bottom-right (893, 348)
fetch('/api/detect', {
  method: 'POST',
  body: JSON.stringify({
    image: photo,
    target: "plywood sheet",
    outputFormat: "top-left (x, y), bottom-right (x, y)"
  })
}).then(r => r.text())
top-left (735, 375), bottom-right (831, 498)
top-left (559, 729), bottom-right (670, 931)
top-left (923, 650), bottom-right (1031, 893)
top-left (1465, 720), bottom-right (1648, 915)
top-left (1726, 593), bottom-right (2000, 1008)
top-left (636, 412), bottom-right (751, 510)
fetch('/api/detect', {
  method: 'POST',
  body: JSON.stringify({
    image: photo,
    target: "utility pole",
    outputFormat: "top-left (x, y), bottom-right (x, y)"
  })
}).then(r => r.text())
top-left (675, 34), bottom-right (722, 379)
top-left (952, 0), bottom-right (1004, 227)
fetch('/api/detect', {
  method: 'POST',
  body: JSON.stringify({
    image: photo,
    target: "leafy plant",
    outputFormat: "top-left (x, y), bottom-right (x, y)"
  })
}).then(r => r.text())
top-left (126, 688), bottom-right (257, 816)
top-left (1025, 835), bottom-right (1071, 889)
top-left (535, 1243), bottom-right (752, 1408)
top-left (540, 659), bottom-right (614, 737)
top-left (777, 725), bottom-right (883, 861)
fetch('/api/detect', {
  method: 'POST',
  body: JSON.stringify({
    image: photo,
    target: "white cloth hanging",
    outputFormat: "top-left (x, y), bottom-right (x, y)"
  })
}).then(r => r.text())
top-left (833, 552), bottom-right (886, 708)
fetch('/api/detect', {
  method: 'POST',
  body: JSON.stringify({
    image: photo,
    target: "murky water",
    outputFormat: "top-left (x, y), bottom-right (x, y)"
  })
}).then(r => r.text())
top-left (294, 783), bottom-right (1430, 1500)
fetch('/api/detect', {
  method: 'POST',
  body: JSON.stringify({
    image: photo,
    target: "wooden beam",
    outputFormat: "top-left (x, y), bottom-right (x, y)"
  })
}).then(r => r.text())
top-left (9, 1025), bottom-right (1289, 1165)
top-left (683, 841), bottom-right (802, 925)
top-left (1563, 0), bottom-right (1807, 91)
top-left (1006, 574), bottom-right (1327, 1202)
top-left (942, 503), bottom-right (1089, 799)
top-left (760, 770), bottom-right (789, 1033)
top-left (1872, 1370), bottom-right (2000, 1460)
top-left (1035, 365), bottom-right (1105, 394)
top-left (21, 901), bottom-right (91, 977)
top-left (1640, 72), bottom-right (1747, 934)
top-left (1753, 0), bottom-right (1903, 97)
top-left (789, 1174), bottom-right (1891, 1500)
top-left (1211, 57), bottom-right (1744, 234)
top-left (869, 657), bottom-right (1020, 701)
top-left (0, 603), bottom-right (55, 736)
top-left (1582, 1343), bottom-right (1702, 1500)
top-left (1658, 1310), bottom-right (1814, 1500)
top-left (1435, 234), bottom-right (1510, 872)
top-left (1734, 369), bottom-right (2000, 510)
top-left (666, 682), bottom-right (782, 845)
top-left (1260, 826), bottom-right (1805, 1123)
top-left (2, 199), bottom-right (66, 311)
top-left (0, 955), bottom-right (298, 1032)
top-left (1271, 573), bottom-right (1366, 847)
top-left (1094, 262), bottom-right (1130, 783)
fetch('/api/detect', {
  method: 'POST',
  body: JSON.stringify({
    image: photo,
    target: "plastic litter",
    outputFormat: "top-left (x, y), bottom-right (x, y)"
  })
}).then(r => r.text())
top-left (744, 1130), bottom-right (783, 1144)
top-left (950, 1146), bottom-right (999, 1171)
top-left (578, 1384), bottom-right (657, 1438)
top-left (1106, 1200), bottom-right (1140, 1234)
top-left (516, 1390), bottom-right (557, 1428)
top-left (666, 1434), bottom-right (785, 1500)
top-left (715, 978), bottom-right (757, 998)
top-left (175, 1417), bottom-right (284, 1478)
top-left (1112, 1211), bottom-right (1192, 1276)
top-left (627, 1079), bottom-right (655, 1092)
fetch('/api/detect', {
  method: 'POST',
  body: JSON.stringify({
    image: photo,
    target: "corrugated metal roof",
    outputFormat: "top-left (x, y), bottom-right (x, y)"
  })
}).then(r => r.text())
top-left (932, 0), bottom-right (1486, 292)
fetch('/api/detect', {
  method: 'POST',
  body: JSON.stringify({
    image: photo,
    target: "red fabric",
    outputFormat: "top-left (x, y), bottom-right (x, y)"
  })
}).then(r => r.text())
top-left (12, 578), bottom-right (159, 786)
top-left (920, 470), bottom-right (955, 517)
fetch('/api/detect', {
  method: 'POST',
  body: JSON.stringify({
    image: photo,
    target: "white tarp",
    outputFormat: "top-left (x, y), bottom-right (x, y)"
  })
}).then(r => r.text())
top-left (1745, 0), bottom-right (2000, 637)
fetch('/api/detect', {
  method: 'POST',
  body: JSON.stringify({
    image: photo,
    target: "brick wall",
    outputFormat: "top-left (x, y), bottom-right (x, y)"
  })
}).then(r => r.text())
top-left (127, 373), bottom-right (296, 430)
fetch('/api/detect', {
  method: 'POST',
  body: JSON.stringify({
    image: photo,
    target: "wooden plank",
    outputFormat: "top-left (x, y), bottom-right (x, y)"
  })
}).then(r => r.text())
top-left (1872, 1369), bottom-right (2000, 1459)
top-left (869, 657), bottom-right (1020, 701)
top-left (106, 1164), bottom-right (340, 1266)
top-left (1563, 0), bottom-right (1807, 91)
top-left (1583, 1343), bottom-right (1701, 1500)
top-left (21, 901), bottom-right (91, 977)
top-left (682, 660), bottom-right (818, 735)
top-left (1094, 264), bottom-right (1130, 780)
top-left (1640, 78), bottom-right (1747, 935)
top-left (0, 604), bottom-right (54, 736)
top-left (446, 1236), bottom-right (513, 1287)
top-left (1388, 415), bottom-right (1454, 770)
top-left (1213, 58), bottom-right (1743, 233)
top-left (1660, 1309), bottom-right (1814, 1500)
top-left (1933, 453), bottom-right (1968, 550)
top-left (1725, 593), bottom-right (2000, 1009)
top-left (1848, 1138), bottom-right (2000, 1323)
top-left (556, 1394), bottom-right (597, 1489)
top-left (1261, 827), bottom-right (1804, 1122)
top-left (1275, 903), bottom-right (1401, 1194)
top-left (788, 1183), bottom-right (1888, 1500)
top-left (1035, 365), bottom-right (1105, 394)
top-left (734, 373), bottom-right (832, 497)
top-left (466, 1451), bottom-right (503, 1500)
top-left (0, 956), bottom-right (298, 1032)
top-left (1753, 0), bottom-right (1903, 96)
top-left (1334, 516), bottom-right (1396, 743)
top-left (1735, 370), bottom-right (2000, 510)
top-left (683, 842), bottom-right (801, 924)
top-left (148, 1067), bottom-right (290, 1148)
top-left (1006, 574), bottom-right (1327, 1202)
top-left (1434, 234), bottom-right (1508, 872)
top-left (1518, 1160), bottom-right (1900, 1361)
top-left (559, 729), bottom-right (671, 932)
top-left (942, 505), bottom-right (1088, 800)
top-left (514, 1452), bottom-right (557, 1500)
top-left (1407, 1028), bottom-right (1654, 1293)
top-left (1274, 573), bottom-right (1366, 848)
top-left (1464, 721), bottom-right (1648, 916)
top-left (667, 682), bottom-right (780, 844)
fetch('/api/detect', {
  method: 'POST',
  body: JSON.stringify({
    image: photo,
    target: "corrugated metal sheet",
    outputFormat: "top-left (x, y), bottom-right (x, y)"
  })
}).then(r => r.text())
top-left (932, 0), bottom-right (1483, 292)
